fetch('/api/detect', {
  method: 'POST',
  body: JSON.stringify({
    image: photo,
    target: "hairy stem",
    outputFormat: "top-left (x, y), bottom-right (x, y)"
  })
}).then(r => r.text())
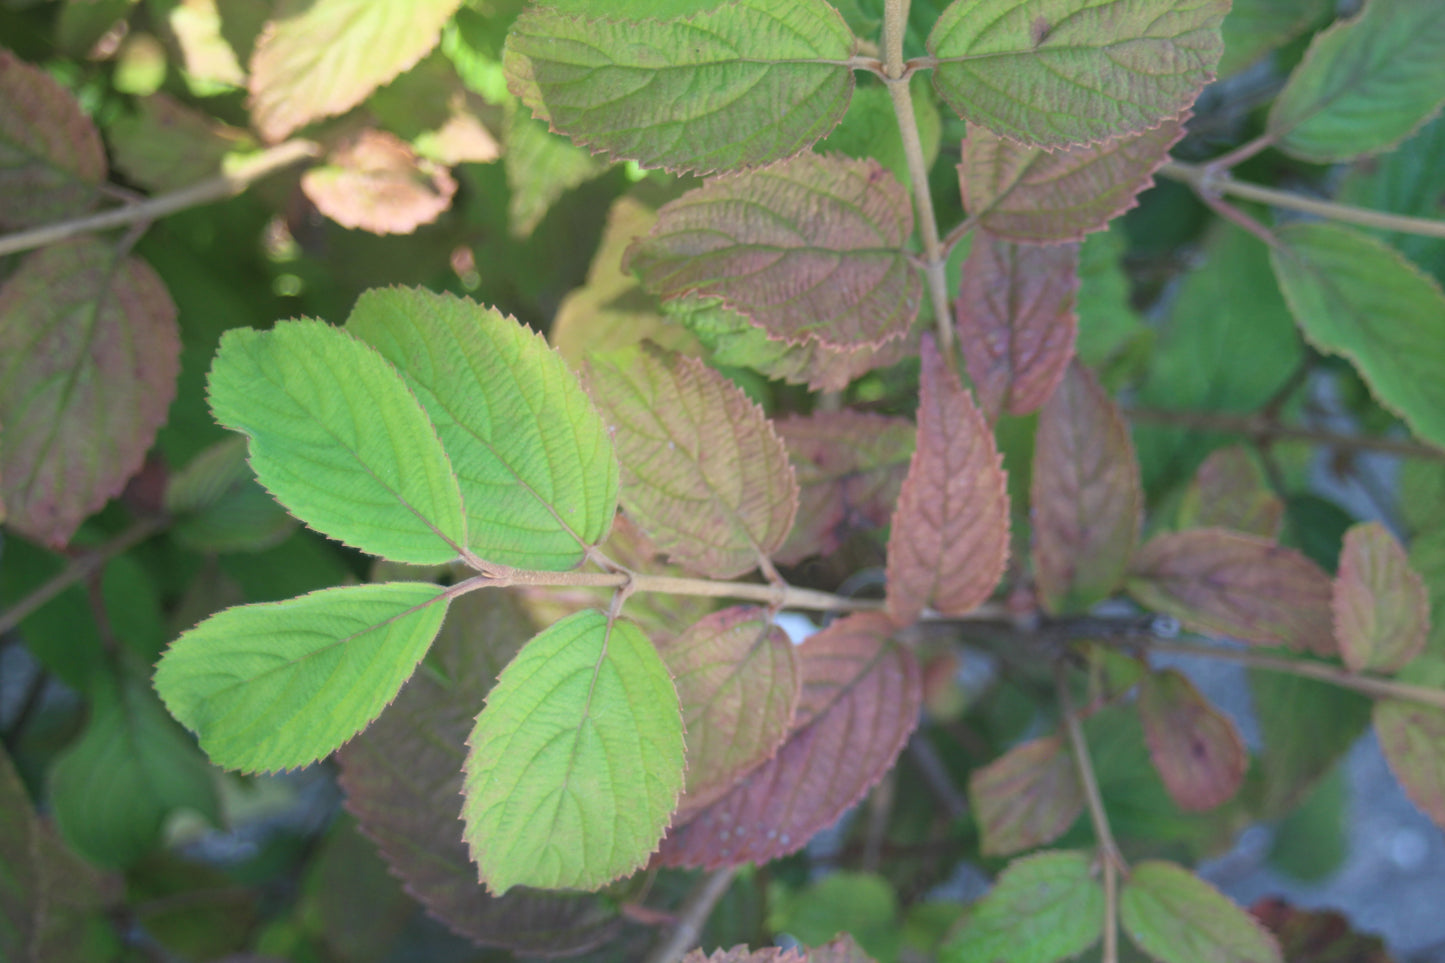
top-left (642, 867), bottom-right (738, 963)
top-left (1125, 405), bottom-right (1445, 462)
top-left (0, 140), bottom-right (320, 258)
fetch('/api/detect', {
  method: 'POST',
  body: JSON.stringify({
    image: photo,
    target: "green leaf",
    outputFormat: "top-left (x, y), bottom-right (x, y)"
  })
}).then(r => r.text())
top-left (1338, 113), bottom-right (1445, 283)
top-left (1120, 861), bottom-right (1282, 963)
top-left (968, 735), bottom-right (1084, 856)
top-left (247, 0), bottom-right (465, 140)
top-left (166, 437), bottom-right (297, 554)
top-left (154, 581), bottom-right (451, 772)
top-left (1250, 670), bottom-right (1370, 816)
top-left (768, 872), bottom-right (900, 963)
top-left (50, 672), bottom-right (220, 868)
top-left (503, 0), bottom-right (857, 173)
top-left (347, 287), bottom-right (619, 570)
top-left (940, 850), bottom-right (1103, 963)
top-left (928, 0), bottom-right (1227, 148)
top-left (1268, 0), bottom-right (1445, 163)
top-left (505, 108), bottom-right (607, 238)
top-left (462, 609), bottom-right (684, 894)
top-left (0, 49), bottom-right (106, 229)
top-left (1217, 0), bottom-right (1332, 77)
top-left (207, 319), bottom-right (467, 565)
top-left (1177, 446), bottom-right (1283, 539)
top-left (816, 76), bottom-right (941, 187)
top-left (107, 93), bottom-right (253, 193)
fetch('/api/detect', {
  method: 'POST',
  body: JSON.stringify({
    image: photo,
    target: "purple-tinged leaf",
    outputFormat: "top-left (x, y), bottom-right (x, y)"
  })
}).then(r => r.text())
top-left (1121, 861), bottom-right (1282, 963)
top-left (627, 154), bottom-right (920, 349)
top-left (885, 335), bottom-right (1010, 623)
top-left (586, 345), bottom-right (799, 578)
top-left (337, 591), bottom-right (626, 954)
top-left (1178, 446), bottom-right (1283, 540)
top-left (301, 129), bottom-right (457, 235)
top-left (683, 933), bottom-right (873, 963)
top-left (659, 612), bottom-right (920, 869)
top-left (1032, 361), bottom-right (1142, 614)
top-left (958, 118), bottom-right (1187, 244)
top-left (1138, 669), bottom-right (1247, 812)
top-left (1334, 523), bottom-right (1431, 674)
top-left (662, 606), bottom-right (800, 820)
top-left (0, 49), bottom-right (106, 229)
top-left (1374, 699), bottom-right (1445, 829)
top-left (0, 240), bottom-right (179, 547)
top-left (968, 734), bottom-right (1083, 856)
top-left (809, 935), bottom-right (876, 963)
top-left (774, 411), bottom-right (915, 565)
top-left (1250, 897), bottom-right (1396, 963)
top-left (955, 236), bottom-right (1080, 419)
top-left (1128, 529), bottom-right (1336, 655)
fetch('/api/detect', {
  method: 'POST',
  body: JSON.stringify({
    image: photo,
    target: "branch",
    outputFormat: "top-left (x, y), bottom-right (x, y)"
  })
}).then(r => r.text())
top-left (1160, 160), bottom-right (1445, 239)
top-left (642, 867), bottom-right (738, 963)
top-left (0, 140), bottom-right (320, 258)
top-left (1125, 405), bottom-right (1445, 462)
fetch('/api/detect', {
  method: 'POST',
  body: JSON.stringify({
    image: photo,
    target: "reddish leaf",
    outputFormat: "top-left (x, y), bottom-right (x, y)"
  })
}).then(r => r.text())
top-left (0, 239), bottom-right (180, 547)
top-left (586, 345), bottom-right (799, 579)
top-left (968, 733), bottom-right (1083, 856)
top-left (885, 335), bottom-right (1010, 623)
top-left (683, 935), bottom-right (872, 963)
top-left (1374, 699), bottom-right (1445, 830)
top-left (662, 606), bottom-right (801, 820)
top-left (1250, 898), bottom-right (1396, 963)
top-left (336, 591), bottom-right (625, 953)
top-left (1138, 669), bottom-right (1247, 811)
top-left (626, 154), bottom-right (921, 349)
top-left (0, 49), bottom-right (106, 229)
top-left (1334, 522), bottom-right (1431, 674)
top-left (1032, 361), bottom-right (1142, 614)
top-left (773, 411), bottom-right (915, 565)
top-left (955, 236), bottom-right (1081, 419)
top-left (809, 935), bottom-right (876, 963)
top-left (958, 118), bottom-right (1187, 244)
top-left (1128, 529), bottom-right (1336, 655)
top-left (658, 612), bottom-right (921, 868)
top-left (301, 129), bottom-right (457, 235)
top-left (1178, 446), bottom-right (1284, 539)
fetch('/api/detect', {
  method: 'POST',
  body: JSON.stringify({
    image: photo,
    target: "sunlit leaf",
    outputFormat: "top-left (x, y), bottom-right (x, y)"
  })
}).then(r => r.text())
top-left (968, 735), bottom-right (1083, 856)
top-left (1333, 522), bottom-right (1430, 674)
top-left (0, 239), bottom-right (179, 547)
top-left (1177, 446), bottom-right (1283, 539)
top-left (0, 49), bottom-right (106, 228)
top-left (660, 613), bottom-right (920, 869)
top-left (1128, 529), bottom-right (1335, 654)
top-left (940, 850), bottom-right (1103, 963)
top-left (301, 129), bottom-right (457, 235)
top-left (1268, 0), bottom-right (1445, 163)
top-left (1374, 699), bottom-right (1445, 829)
top-left (627, 154), bottom-right (920, 348)
top-left (586, 344), bottom-right (798, 578)
top-left (347, 287), bottom-right (619, 570)
top-left (886, 335), bottom-right (1010, 623)
top-left (462, 609), bottom-right (684, 893)
top-left (1271, 222), bottom-right (1445, 450)
top-left (684, 935), bottom-right (874, 963)
top-left (154, 582), bottom-right (451, 772)
top-left (1032, 361), bottom-right (1141, 614)
top-left (208, 319), bottom-right (467, 565)
top-left (929, 0), bottom-right (1224, 148)
top-left (504, 0), bottom-right (856, 173)
top-left (1120, 861), bottom-right (1282, 963)
top-left (1137, 669), bottom-right (1246, 812)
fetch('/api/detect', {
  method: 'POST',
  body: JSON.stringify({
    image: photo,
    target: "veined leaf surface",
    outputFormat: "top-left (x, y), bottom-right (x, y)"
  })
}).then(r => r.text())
top-left (968, 734), bottom-right (1083, 856)
top-left (1120, 861), bottom-right (1282, 963)
top-left (1374, 700), bottom-right (1445, 829)
top-left (348, 288), bottom-right (618, 570)
top-left (941, 851), bottom-right (1103, 963)
top-left (1138, 669), bottom-right (1246, 812)
top-left (1334, 522), bottom-right (1430, 674)
top-left (154, 582), bottom-right (451, 772)
top-left (1177, 446), bottom-right (1283, 539)
top-left (0, 49), bottom-right (105, 228)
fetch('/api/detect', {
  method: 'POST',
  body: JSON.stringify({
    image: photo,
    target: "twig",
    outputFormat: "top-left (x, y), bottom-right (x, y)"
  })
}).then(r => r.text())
top-left (642, 867), bottom-right (738, 963)
top-left (1200, 133), bottom-right (1277, 173)
top-left (1124, 406), bottom-right (1445, 462)
top-left (941, 216), bottom-right (976, 257)
top-left (0, 140), bottom-right (320, 258)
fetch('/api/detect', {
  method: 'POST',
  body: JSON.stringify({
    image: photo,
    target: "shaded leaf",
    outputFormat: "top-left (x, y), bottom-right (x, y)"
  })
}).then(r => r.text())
top-left (586, 344), bottom-right (798, 578)
top-left (1338, 112), bottom-right (1445, 282)
top-left (1137, 669), bottom-right (1246, 812)
top-left (659, 612), bottom-right (920, 868)
top-left (1334, 522), bottom-right (1430, 674)
top-left (1177, 446), bottom-right (1283, 539)
top-left (208, 320), bottom-right (467, 565)
top-left (248, 0), bottom-right (464, 141)
top-left (154, 582), bottom-right (451, 772)
top-left (929, 1), bottom-right (1222, 148)
top-left (1271, 222), bottom-right (1445, 450)
top-left (767, 872), bottom-right (898, 962)
top-left (809, 935), bottom-right (877, 963)
top-left (1128, 529), bottom-right (1335, 654)
top-left (663, 606), bottom-right (800, 819)
top-left (106, 93), bottom-right (253, 192)
top-left (1032, 360), bottom-right (1142, 614)
top-left (1268, 0), bottom-right (1445, 163)
top-left (1374, 699), bottom-right (1445, 829)
top-left (1251, 671), bottom-right (1371, 816)
top-left (774, 411), bottom-right (915, 565)
top-left (968, 734), bottom-right (1083, 856)
top-left (462, 609), bottom-right (684, 893)
top-left (504, 0), bottom-right (856, 174)
top-left (1218, 0), bottom-right (1333, 77)
top-left (347, 287), bottom-right (619, 570)
top-left (0, 49), bottom-right (106, 229)
top-left (0, 239), bottom-right (179, 547)
top-left (165, 438), bottom-right (296, 554)
top-left (1250, 897), bottom-right (1396, 963)
top-left (301, 129), bottom-right (457, 235)
top-left (940, 850), bottom-right (1103, 963)
top-left (817, 76), bottom-right (941, 186)
top-left (1120, 861), bottom-right (1282, 963)
top-left (505, 109), bottom-right (607, 238)
top-left (955, 236), bottom-right (1080, 419)
top-left (886, 335), bottom-right (1010, 623)
top-left (958, 118), bottom-right (1186, 244)
top-left (628, 154), bottom-right (920, 348)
